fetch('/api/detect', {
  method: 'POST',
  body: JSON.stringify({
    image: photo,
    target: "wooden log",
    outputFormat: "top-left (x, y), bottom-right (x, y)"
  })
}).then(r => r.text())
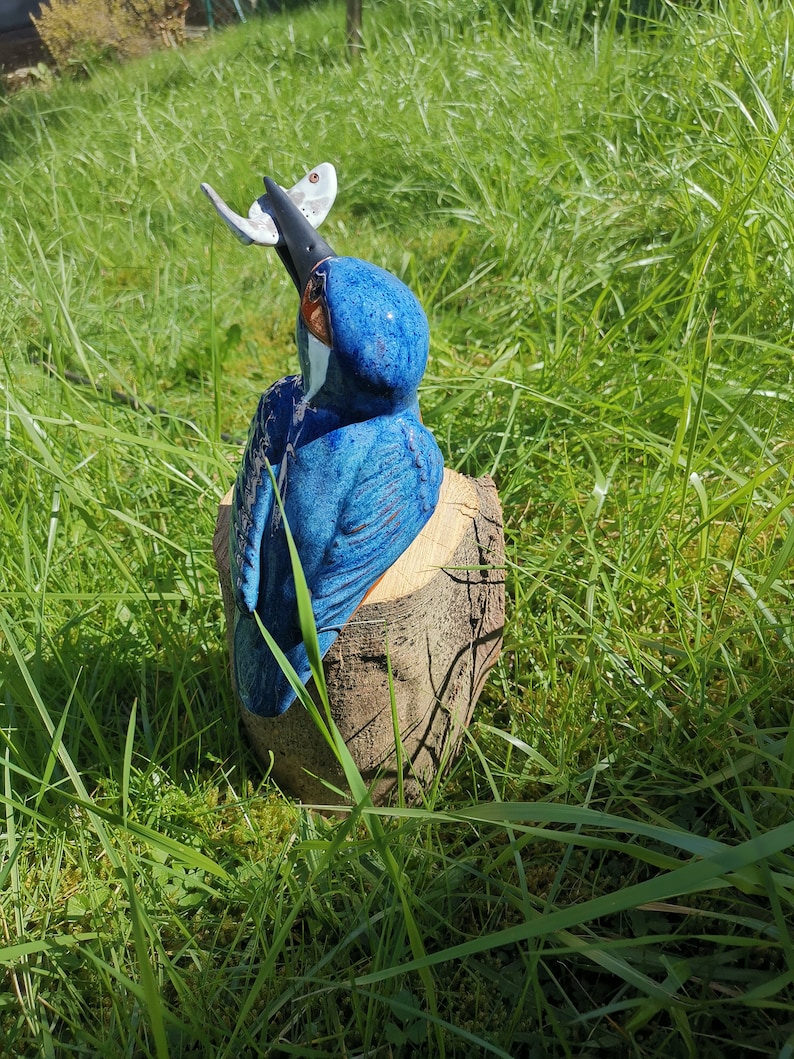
top-left (213, 468), bottom-right (505, 805)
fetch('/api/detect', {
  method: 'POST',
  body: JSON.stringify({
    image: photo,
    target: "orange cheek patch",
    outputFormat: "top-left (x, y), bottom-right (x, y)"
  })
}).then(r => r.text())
top-left (301, 291), bottom-right (332, 346)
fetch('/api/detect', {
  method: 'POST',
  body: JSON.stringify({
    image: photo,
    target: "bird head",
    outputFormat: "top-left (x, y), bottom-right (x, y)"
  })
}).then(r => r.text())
top-left (264, 177), bottom-right (430, 417)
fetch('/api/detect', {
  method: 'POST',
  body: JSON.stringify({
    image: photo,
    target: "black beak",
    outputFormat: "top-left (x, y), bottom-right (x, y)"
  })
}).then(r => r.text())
top-left (264, 176), bottom-right (337, 294)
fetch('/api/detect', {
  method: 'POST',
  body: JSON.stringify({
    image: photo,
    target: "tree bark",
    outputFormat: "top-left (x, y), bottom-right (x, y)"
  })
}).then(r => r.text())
top-left (213, 468), bottom-right (505, 805)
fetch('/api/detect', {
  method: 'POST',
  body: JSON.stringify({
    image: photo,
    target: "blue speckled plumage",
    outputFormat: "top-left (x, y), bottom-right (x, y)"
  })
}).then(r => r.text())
top-left (230, 249), bottom-right (444, 717)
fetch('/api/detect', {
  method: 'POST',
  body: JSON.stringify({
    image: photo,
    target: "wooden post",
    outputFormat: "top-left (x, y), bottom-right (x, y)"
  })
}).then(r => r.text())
top-left (346, 0), bottom-right (363, 61)
top-left (214, 468), bottom-right (505, 805)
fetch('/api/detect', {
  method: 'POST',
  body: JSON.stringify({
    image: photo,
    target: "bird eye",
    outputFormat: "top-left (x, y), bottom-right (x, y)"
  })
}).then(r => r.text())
top-left (301, 272), bottom-right (332, 346)
top-left (309, 171), bottom-right (320, 184)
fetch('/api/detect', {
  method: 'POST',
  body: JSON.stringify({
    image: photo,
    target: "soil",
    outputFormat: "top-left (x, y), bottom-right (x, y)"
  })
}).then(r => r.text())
top-left (0, 23), bottom-right (46, 70)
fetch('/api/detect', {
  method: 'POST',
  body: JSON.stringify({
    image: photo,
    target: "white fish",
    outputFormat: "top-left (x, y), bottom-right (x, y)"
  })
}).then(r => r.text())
top-left (201, 162), bottom-right (337, 246)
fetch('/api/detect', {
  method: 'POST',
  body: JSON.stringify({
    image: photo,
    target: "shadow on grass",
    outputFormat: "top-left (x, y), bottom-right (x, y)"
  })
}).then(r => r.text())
top-left (1, 612), bottom-right (274, 811)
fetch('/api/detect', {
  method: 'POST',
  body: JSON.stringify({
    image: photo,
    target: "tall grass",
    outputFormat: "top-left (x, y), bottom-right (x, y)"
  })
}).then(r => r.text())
top-left (1, 0), bottom-right (793, 1054)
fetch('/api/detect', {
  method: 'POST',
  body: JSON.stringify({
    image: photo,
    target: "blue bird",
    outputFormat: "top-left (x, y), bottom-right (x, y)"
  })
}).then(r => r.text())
top-left (229, 177), bottom-right (444, 717)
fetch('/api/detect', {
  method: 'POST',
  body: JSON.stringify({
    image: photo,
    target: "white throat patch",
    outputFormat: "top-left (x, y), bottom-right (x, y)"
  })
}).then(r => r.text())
top-left (303, 332), bottom-right (331, 402)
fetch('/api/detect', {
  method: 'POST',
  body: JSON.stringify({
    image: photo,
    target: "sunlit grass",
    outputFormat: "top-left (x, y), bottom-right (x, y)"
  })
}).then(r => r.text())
top-left (1, 0), bottom-right (793, 1054)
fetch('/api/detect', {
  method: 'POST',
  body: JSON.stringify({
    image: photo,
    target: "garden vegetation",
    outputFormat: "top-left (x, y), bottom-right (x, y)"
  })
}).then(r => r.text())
top-left (33, 0), bottom-right (190, 68)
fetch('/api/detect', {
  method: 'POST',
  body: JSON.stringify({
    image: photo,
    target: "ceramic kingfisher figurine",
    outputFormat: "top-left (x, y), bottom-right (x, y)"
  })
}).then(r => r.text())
top-left (202, 165), bottom-right (444, 718)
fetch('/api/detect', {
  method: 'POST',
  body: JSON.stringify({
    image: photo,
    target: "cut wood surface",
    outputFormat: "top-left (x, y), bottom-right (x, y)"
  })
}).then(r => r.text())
top-left (214, 467), bottom-right (505, 804)
top-left (364, 470), bottom-right (480, 603)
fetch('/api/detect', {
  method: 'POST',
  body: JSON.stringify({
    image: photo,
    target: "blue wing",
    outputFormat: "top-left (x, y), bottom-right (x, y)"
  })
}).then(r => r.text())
top-left (233, 412), bottom-right (444, 718)
top-left (311, 416), bottom-right (444, 632)
top-left (229, 375), bottom-right (302, 615)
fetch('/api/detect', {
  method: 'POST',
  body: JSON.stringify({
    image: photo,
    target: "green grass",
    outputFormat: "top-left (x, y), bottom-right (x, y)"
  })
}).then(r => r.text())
top-left (2, 0), bottom-right (794, 1054)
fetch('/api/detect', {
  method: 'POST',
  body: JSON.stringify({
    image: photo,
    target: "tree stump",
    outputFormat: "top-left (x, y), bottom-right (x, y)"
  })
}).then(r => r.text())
top-left (213, 468), bottom-right (505, 805)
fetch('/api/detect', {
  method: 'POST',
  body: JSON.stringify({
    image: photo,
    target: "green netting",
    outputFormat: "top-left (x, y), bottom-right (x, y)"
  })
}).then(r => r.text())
top-left (190, 0), bottom-right (256, 27)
